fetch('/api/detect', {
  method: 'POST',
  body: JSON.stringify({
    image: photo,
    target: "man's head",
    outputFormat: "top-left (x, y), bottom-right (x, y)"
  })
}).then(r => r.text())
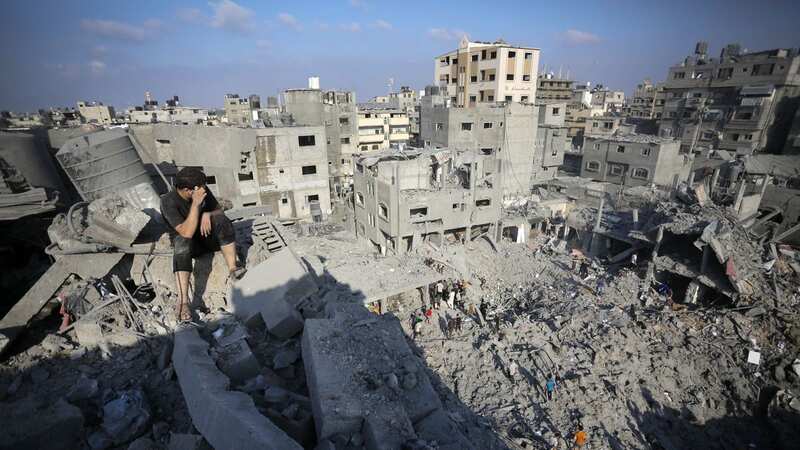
top-left (174, 167), bottom-right (206, 199)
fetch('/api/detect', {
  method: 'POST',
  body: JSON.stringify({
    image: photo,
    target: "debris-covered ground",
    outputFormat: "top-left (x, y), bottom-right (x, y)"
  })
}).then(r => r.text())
top-left (2, 196), bottom-right (800, 450)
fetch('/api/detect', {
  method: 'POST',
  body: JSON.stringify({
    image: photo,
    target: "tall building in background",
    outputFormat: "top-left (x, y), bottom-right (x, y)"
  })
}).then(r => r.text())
top-left (658, 41), bottom-right (800, 155)
top-left (356, 105), bottom-right (410, 152)
top-left (224, 93), bottom-right (260, 125)
top-left (283, 82), bottom-right (358, 197)
top-left (433, 37), bottom-right (540, 107)
top-left (537, 74), bottom-right (574, 102)
top-left (629, 79), bottom-right (666, 119)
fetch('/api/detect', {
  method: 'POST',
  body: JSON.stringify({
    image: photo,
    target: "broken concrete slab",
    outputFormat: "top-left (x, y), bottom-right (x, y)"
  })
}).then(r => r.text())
top-left (168, 433), bottom-right (208, 450)
top-left (216, 340), bottom-right (261, 384)
top-left (414, 408), bottom-right (475, 450)
top-left (0, 397), bottom-right (85, 450)
top-left (172, 327), bottom-right (302, 450)
top-left (261, 296), bottom-right (304, 339)
top-left (229, 247), bottom-right (318, 323)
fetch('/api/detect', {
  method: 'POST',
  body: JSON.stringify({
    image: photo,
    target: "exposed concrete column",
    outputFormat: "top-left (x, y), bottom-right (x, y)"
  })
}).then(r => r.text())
top-left (710, 168), bottom-right (720, 194)
top-left (517, 224), bottom-right (526, 244)
top-left (687, 170), bottom-right (695, 187)
top-left (651, 225), bottom-right (664, 259)
top-left (563, 224), bottom-right (570, 240)
top-left (733, 178), bottom-right (747, 213)
top-left (594, 198), bottom-right (605, 232)
top-left (759, 175), bottom-right (771, 197)
top-left (632, 209), bottom-right (639, 229)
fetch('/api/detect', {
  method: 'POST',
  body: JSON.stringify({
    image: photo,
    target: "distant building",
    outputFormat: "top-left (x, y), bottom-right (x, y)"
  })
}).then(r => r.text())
top-left (369, 87), bottom-right (420, 144)
top-left (283, 87), bottom-right (358, 195)
top-left (629, 78), bottom-right (666, 119)
top-left (658, 41), bottom-right (800, 154)
top-left (356, 105), bottom-right (410, 152)
top-left (580, 134), bottom-right (691, 188)
top-left (224, 94), bottom-right (260, 125)
top-left (537, 74), bottom-right (574, 102)
top-left (131, 123), bottom-right (331, 221)
top-left (77, 101), bottom-right (115, 125)
top-left (590, 85), bottom-right (625, 114)
top-left (433, 37), bottom-right (540, 107)
top-left (420, 94), bottom-right (538, 194)
top-left (352, 147), bottom-right (502, 255)
top-left (584, 115), bottom-right (623, 138)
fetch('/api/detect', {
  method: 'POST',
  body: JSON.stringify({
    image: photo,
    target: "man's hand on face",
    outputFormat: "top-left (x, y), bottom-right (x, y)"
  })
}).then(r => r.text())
top-left (191, 186), bottom-right (207, 207)
top-left (200, 211), bottom-right (212, 237)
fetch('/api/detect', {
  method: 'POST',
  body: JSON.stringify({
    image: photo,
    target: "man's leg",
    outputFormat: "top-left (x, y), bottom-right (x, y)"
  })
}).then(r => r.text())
top-left (207, 213), bottom-right (245, 278)
top-left (173, 236), bottom-right (194, 322)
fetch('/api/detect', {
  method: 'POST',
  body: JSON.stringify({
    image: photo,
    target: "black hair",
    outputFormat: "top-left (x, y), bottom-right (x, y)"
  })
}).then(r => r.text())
top-left (175, 167), bottom-right (206, 190)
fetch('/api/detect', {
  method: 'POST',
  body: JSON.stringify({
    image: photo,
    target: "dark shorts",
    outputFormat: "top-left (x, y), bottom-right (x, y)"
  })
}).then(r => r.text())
top-left (172, 213), bottom-right (235, 272)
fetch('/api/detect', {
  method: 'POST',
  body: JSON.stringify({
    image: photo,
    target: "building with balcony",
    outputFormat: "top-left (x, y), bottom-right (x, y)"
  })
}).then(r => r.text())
top-left (433, 37), bottom-right (540, 107)
top-left (590, 86), bottom-right (625, 114)
top-left (352, 147), bottom-right (502, 255)
top-left (224, 93), bottom-right (260, 126)
top-left (533, 102), bottom-right (567, 182)
top-left (356, 105), bottom-right (410, 152)
top-left (283, 86), bottom-right (358, 196)
top-left (537, 74), bottom-right (574, 102)
top-left (77, 101), bottom-right (115, 125)
top-left (658, 41), bottom-right (800, 154)
top-left (580, 134), bottom-right (691, 188)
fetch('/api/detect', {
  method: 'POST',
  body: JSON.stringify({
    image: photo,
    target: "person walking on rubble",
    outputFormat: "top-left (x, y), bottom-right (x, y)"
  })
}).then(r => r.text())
top-left (160, 168), bottom-right (246, 323)
top-left (595, 278), bottom-right (606, 296)
top-left (546, 374), bottom-right (557, 401)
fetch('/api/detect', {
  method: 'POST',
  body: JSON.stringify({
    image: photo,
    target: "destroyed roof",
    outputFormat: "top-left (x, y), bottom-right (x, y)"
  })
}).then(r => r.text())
top-left (355, 146), bottom-right (483, 168)
top-left (744, 154), bottom-right (800, 178)
top-left (594, 132), bottom-right (678, 144)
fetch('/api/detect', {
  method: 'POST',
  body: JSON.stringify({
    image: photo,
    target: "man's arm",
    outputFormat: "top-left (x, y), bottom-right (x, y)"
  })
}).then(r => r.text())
top-left (175, 187), bottom-right (207, 238)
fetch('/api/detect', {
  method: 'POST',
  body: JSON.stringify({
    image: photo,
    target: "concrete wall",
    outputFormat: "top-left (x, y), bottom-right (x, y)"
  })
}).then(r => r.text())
top-left (580, 136), bottom-right (690, 187)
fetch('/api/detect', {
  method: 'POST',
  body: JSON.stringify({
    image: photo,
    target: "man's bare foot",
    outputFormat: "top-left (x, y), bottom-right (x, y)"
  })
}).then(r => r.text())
top-left (176, 302), bottom-right (192, 323)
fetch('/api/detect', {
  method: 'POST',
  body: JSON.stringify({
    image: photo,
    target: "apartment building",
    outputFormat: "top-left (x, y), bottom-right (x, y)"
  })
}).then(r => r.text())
top-left (629, 79), bottom-right (666, 119)
top-left (128, 107), bottom-right (209, 125)
top-left (533, 103), bottom-right (567, 182)
top-left (658, 41), bottom-right (800, 154)
top-left (580, 134), bottom-right (691, 188)
top-left (537, 74), bottom-right (574, 102)
top-left (420, 94), bottom-right (538, 195)
top-left (352, 147), bottom-right (502, 255)
top-left (356, 105), bottom-right (410, 152)
top-left (283, 88), bottom-right (358, 195)
top-left (433, 37), bottom-right (540, 107)
top-left (584, 115), bottom-right (623, 138)
top-left (590, 86), bottom-right (625, 114)
top-left (77, 101), bottom-right (115, 125)
top-left (224, 94), bottom-right (261, 125)
top-left (130, 123), bottom-right (331, 221)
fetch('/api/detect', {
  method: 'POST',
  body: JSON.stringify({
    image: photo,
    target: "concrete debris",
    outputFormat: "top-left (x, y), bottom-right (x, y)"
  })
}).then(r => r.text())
top-left (97, 388), bottom-right (152, 448)
top-left (0, 397), bottom-right (85, 450)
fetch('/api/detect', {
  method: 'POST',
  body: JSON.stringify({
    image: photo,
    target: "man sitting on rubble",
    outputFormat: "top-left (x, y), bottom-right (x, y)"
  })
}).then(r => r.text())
top-left (160, 167), bottom-right (245, 322)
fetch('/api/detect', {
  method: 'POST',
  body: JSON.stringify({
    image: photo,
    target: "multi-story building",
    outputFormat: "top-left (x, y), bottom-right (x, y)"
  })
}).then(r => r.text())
top-left (128, 107), bottom-right (209, 125)
top-left (77, 101), bottom-right (115, 125)
top-left (224, 94), bottom-right (260, 125)
top-left (533, 102), bottom-right (567, 182)
top-left (590, 86), bottom-right (625, 114)
top-left (352, 147), bottom-right (502, 255)
top-left (629, 79), bottom-right (666, 119)
top-left (658, 41), bottom-right (800, 154)
top-left (372, 87), bottom-right (421, 145)
top-left (433, 37), bottom-right (540, 107)
top-left (283, 87), bottom-right (358, 196)
top-left (131, 123), bottom-right (331, 221)
top-left (537, 74), bottom-right (574, 102)
top-left (580, 134), bottom-right (692, 188)
top-left (584, 115), bottom-right (623, 138)
top-left (356, 105), bottom-right (410, 152)
top-left (420, 93), bottom-right (538, 195)
top-left (572, 83), bottom-right (593, 107)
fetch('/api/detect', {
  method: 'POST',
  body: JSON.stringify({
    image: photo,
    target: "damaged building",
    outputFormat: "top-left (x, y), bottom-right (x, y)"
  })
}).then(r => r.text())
top-left (352, 147), bottom-right (502, 254)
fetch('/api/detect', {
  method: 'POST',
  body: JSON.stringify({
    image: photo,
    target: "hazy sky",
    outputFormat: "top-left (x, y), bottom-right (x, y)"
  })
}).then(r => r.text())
top-left (2, 0), bottom-right (799, 112)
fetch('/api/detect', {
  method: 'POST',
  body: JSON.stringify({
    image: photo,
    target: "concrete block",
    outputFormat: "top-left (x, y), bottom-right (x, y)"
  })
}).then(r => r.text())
top-left (414, 409), bottom-right (475, 450)
top-left (264, 407), bottom-right (316, 447)
top-left (261, 297), bottom-right (304, 339)
top-left (229, 247), bottom-right (317, 322)
top-left (302, 319), bottom-right (365, 439)
top-left (217, 340), bottom-right (260, 384)
top-left (362, 407), bottom-right (415, 450)
top-left (172, 328), bottom-right (302, 450)
top-left (0, 398), bottom-right (84, 450)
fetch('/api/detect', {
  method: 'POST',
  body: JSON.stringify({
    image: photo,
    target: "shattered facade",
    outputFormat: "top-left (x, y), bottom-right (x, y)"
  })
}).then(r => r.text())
top-left (352, 147), bottom-right (501, 254)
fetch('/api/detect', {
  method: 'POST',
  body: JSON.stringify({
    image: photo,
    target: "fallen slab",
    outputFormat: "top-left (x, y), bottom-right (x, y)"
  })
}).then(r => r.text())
top-left (0, 397), bottom-right (85, 450)
top-left (172, 326), bottom-right (302, 450)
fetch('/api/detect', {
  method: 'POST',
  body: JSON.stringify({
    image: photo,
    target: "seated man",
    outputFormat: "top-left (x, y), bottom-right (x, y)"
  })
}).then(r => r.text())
top-left (160, 167), bottom-right (245, 322)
